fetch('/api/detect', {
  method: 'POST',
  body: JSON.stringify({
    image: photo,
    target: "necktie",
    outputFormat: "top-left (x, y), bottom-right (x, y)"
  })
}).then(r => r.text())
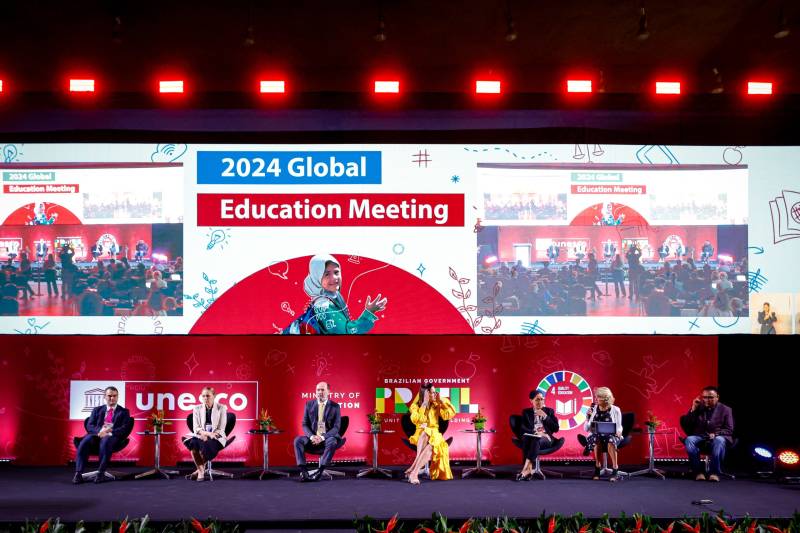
top-left (317, 402), bottom-right (325, 436)
top-left (105, 408), bottom-right (114, 424)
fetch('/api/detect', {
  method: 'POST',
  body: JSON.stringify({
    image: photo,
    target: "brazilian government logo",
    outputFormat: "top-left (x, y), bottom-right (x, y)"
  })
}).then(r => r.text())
top-left (375, 387), bottom-right (479, 414)
top-left (536, 371), bottom-right (593, 430)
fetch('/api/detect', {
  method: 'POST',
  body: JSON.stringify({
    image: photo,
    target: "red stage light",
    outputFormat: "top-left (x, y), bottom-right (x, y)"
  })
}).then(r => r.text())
top-left (567, 79), bottom-right (592, 93)
top-left (475, 80), bottom-right (502, 94)
top-left (778, 450), bottom-right (799, 466)
top-left (159, 80), bottom-right (184, 94)
top-left (655, 81), bottom-right (681, 95)
top-left (748, 81), bottom-right (773, 95)
top-left (374, 80), bottom-right (400, 94)
top-left (259, 80), bottom-right (286, 94)
top-left (69, 79), bottom-right (95, 93)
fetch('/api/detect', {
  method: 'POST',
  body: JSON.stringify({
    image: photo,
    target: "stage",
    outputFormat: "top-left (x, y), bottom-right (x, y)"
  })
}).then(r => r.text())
top-left (1, 466), bottom-right (798, 526)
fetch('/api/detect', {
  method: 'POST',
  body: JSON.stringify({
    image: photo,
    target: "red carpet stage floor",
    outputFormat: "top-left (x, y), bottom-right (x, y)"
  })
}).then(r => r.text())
top-left (0, 466), bottom-right (798, 525)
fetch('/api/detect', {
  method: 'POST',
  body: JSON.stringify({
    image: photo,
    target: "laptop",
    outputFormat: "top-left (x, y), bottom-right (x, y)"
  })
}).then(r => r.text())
top-left (593, 421), bottom-right (617, 435)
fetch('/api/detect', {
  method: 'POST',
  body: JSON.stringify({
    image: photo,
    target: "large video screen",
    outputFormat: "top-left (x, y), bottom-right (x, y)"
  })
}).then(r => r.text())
top-left (0, 143), bottom-right (797, 334)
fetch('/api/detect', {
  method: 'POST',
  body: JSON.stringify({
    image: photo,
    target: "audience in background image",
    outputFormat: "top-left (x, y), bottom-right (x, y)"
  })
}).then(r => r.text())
top-left (483, 194), bottom-right (568, 221)
top-left (0, 245), bottom-right (183, 317)
top-left (477, 252), bottom-right (748, 318)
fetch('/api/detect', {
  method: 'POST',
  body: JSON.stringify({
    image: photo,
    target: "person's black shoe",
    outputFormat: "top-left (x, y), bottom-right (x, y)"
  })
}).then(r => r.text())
top-left (94, 473), bottom-right (106, 484)
top-left (299, 467), bottom-right (311, 482)
top-left (515, 472), bottom-right (526, 482)
top-left (72, 473), bottom-right (84, 485)
top-left (310, 466), bottom-right (326, 481)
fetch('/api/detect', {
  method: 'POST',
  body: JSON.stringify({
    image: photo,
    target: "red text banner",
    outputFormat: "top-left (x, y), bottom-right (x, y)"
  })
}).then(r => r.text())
top-left (197, 194), bottom-right (465, 226)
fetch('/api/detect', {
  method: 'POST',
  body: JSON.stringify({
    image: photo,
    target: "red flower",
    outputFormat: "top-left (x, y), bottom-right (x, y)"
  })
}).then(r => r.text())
top-left (119, 519), bottom-right (129, 533)
top-left (632, 516), bottom-right (644, 533)
top-left (680, 522), bottom-right (700, 533)
top-left (548, 516), bottom-right (557, 533)
top-left (414, 528), bottom-right (435, 533)
top-left (662, 522), bottom-right (675, 533)
top-left (376, 514), bottom-right (399, 533)
top-left (459, 519), bottom-right (474, 533)
top-left (39, 519), bottom-right (51, 533)
top-left (579, 525), bottom-right (591, 533)
top-left (715, 517), bottom-right (734, 533)
top-left (191, 518), bottom-right (211, 533)
top-left (764, 526), bottom-right (784, 533)
top-left (746, 522), bottom-right (757, 533)
top-left (602, 527), bottom-right (617, 533)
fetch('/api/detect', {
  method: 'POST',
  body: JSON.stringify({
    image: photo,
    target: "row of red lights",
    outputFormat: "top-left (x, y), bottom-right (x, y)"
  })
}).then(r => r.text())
top-left (0, 78), bottom-right (776, 96)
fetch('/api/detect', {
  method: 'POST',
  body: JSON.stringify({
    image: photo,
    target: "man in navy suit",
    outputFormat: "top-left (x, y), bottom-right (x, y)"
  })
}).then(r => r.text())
top-left (293, 381), bottom-right (341, 482)
top-left (73, 386), bottom-right (131, 484)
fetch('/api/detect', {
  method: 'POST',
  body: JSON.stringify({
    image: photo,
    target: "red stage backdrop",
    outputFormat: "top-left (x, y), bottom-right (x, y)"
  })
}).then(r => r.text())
top-left (0, 335), bottom-right (716, 467)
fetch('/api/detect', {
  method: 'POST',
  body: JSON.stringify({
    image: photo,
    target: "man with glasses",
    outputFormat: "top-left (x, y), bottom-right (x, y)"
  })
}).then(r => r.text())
top-left (680, 386), bottom-right (734, 482)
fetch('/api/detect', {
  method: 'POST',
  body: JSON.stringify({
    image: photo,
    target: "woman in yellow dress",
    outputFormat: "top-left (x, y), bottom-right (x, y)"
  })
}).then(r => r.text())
top-left (405, 383), bottom-right (456, 484)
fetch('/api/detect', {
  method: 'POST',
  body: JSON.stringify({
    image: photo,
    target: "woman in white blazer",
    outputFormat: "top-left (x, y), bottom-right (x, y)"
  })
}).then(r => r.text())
top-left (581, 386), bottom-right (623, 482)
top-left (182, 386), bottom-right (228, 482)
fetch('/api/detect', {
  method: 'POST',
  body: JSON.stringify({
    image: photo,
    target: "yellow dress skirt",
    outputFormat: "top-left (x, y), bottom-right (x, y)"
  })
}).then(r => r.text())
top-left (408, 398), bottom-right (456, 480)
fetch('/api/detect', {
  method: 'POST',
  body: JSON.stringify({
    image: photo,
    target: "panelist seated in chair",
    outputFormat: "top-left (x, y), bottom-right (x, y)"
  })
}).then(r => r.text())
top-left (73, 386), bottom-right (131, 484)
top-left (293, 381), bottom-right (341, 482)
top-left (182, 386), bottom-right (228, 482)
top-left (580, 386), bottom-right (623, 482)
top-left (679, 385), bottom-right (734, 482)
top-left (516, 389), bottom-right (559, 481)
top-left (404, 383), bottom-right (456, 484)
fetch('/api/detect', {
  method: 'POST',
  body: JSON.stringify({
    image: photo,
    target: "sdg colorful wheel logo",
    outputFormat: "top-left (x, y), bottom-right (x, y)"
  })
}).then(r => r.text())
top-left (536, 371), bottom-right (593, 430)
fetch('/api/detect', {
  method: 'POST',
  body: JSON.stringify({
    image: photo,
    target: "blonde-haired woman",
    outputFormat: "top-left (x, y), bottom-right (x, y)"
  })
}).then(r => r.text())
top-left (581, 386), bottom-right (623, 481)
top-left (182, 387), bottom-right (228, 482)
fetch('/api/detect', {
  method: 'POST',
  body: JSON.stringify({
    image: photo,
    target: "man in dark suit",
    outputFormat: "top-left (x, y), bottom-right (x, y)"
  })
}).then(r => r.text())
top-left (680, 385), bottom-right (734, 482)
top-left (73, 386), bottom-right (131, 484)
top-left (293, 381), bottom-right (341, 482)
top-left (516, 389), bottom-right (560, 480)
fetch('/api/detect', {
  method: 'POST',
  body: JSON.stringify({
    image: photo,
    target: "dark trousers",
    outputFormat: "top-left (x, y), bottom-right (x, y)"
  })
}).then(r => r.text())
top-left (293, 435), bottom-right (338, 467)
top-left (522, 435), bottom-right (544, 462)
top-left (75, 434), bottom-right (118, 473)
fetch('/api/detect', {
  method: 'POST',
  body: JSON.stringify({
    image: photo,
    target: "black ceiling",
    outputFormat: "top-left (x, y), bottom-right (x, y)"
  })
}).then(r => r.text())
top-left (1, 0), bottom-right (798, 95)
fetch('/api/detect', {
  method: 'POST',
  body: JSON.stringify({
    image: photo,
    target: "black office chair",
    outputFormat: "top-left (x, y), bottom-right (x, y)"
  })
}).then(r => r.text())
top-left (73, 416), bottom-right (135, 482)
top-left (509, 414), bottom-right (565, 479)
top-left (306, 416), bottom-right (349, 480)
top-left (184, 412), bottom-right (237, 480)
top-left (577, 411), bottom-right (635, 478)
top-left (400, 412), bottom-right (453, 478)
top-left (678, 435), bottom-right (738, 479)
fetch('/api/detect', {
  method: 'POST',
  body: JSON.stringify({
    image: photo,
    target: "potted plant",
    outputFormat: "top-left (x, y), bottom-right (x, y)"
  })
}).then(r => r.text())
top-left (471, 410), bottom-right (487, 431)
top-left (148, 410), bottom-right (170, 433)
top-left (645, 410), bottom-right (661, 433)
top-left (258, 408), bottom-right (275, 432)
top-left (367, 412), bottom-right (382, 432)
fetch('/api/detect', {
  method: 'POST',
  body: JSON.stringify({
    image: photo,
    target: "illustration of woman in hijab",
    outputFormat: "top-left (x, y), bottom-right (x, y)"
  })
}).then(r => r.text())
top-left (600, 202), bottom-right (625, 226)
top-left (285, 254), bottom-right (388, 334)
top-left (30, 202), bottom-right (58, 225)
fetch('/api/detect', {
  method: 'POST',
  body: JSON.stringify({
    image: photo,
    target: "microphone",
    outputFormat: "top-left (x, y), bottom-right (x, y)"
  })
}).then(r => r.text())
top-left (588, 402), bottom-right (596, 418)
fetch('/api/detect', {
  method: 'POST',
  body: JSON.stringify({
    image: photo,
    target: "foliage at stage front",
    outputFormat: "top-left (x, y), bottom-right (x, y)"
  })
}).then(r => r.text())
top-left (16, 516), bottom-right (240, 533)
top-left (353, 512), bottom-right (800, 533)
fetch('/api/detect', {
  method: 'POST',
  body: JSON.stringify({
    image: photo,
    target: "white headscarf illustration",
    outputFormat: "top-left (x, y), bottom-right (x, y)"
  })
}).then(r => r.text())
top-left (303, 254), bottom-right (340, 298)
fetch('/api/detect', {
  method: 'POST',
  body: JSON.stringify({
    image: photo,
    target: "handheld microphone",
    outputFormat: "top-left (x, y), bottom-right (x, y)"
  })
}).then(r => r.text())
top-left (588, 402), bottom-right (596, 417)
